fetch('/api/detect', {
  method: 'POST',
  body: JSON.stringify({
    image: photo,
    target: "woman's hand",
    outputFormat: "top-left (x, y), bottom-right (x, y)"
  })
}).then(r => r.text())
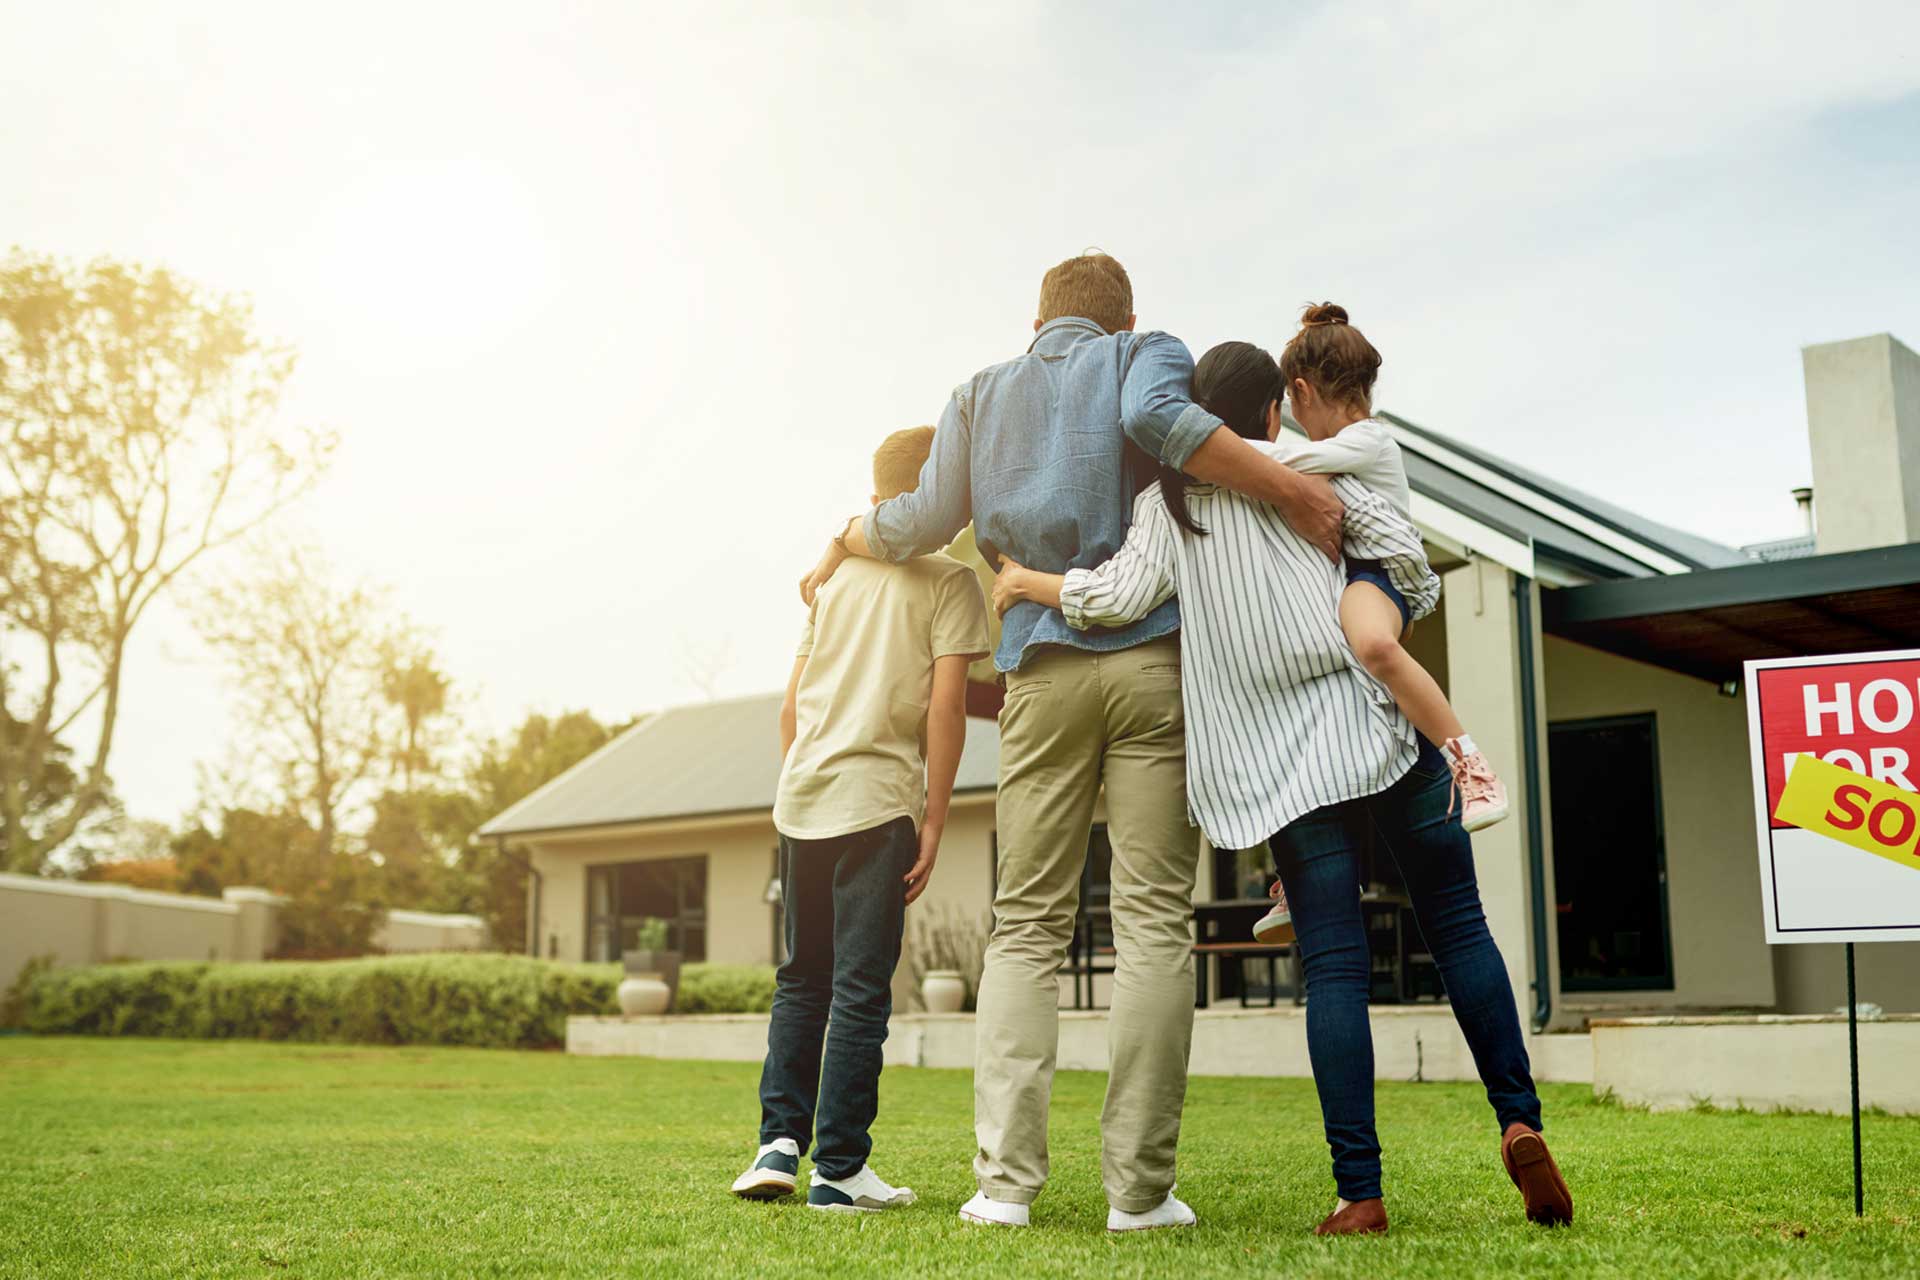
top-left (992, 558), bottom-right (1033, 618)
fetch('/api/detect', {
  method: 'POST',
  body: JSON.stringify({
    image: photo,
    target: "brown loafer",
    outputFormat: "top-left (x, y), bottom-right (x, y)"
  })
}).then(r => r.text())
top-left (1315, 1198), bottom-right (1388, 1236)
top-left (1501, 1123), bottom-right (1573, 1225)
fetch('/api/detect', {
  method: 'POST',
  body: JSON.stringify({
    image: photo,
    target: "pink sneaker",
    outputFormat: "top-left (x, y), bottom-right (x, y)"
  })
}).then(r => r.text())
top-left (1446, 739), bottom-right (1510, 832)
top-left (1252, 880), bottom-right (1295, 945)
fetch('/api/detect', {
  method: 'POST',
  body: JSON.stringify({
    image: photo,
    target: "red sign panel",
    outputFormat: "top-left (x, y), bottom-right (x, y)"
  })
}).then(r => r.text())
top-left (1756, 657), bottom-right (1920, 830)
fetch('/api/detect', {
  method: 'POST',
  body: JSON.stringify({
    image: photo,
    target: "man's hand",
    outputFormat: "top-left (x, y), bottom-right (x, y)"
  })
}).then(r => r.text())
top-left (903, 824), bottom-right (940, 905)
top-left (798, 539), bottom-right (848, 607)
top-left (1278, 473), bottom-right (1344, 563)
top-left (1179, 426), bottom-right (1345, 562)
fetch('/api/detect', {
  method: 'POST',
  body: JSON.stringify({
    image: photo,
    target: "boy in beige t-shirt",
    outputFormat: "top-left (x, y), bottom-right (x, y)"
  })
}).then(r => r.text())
top-left (731, 426), bottom-right (989, 1213)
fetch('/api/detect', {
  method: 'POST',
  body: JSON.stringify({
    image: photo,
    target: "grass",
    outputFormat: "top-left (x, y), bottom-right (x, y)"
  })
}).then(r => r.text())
top-left (2, 1038), bottom-right (1919, 1278)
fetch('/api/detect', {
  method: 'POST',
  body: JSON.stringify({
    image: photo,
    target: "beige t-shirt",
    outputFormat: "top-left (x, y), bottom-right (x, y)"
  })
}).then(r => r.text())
top-left (772, 553), bottom-right (991, 841)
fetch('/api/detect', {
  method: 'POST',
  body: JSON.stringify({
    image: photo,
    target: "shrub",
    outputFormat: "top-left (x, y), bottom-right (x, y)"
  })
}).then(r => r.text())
top-left (20, 954), bottom-right (622, 1049)
top-left (675, 964), bottom-right (775, 1014)
top-left (1, 955), bottom-right (56, 1031)
top-left (16, 955), bottom-right (783, 1047)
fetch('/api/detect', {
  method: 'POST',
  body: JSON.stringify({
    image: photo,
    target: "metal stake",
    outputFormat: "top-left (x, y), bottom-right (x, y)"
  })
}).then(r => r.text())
top-left (1847, 941), bottom-right (1863, 1217)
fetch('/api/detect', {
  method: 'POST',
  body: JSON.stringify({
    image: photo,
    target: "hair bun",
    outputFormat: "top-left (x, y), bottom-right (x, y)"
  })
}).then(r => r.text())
top-left (1300, 302), bottom-right (1349, 327)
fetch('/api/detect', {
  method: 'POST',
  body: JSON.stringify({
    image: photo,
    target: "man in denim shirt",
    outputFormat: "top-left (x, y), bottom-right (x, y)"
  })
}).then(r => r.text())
top-left (800, 253), bottom-right (1339, 1230)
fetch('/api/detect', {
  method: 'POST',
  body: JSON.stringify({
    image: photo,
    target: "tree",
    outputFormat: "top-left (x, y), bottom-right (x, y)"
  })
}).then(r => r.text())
top-left (379, 642), bottom-right (450, 792)
top-left (0, 252), bottom-right (330, 872)
top-left (0, 705), bottom-right (86, 870)
top-left (192, 543), bottom-right (390, 856)
top-left (440, 710), bottom-right (629, 949)
top-left (75, 816), bottom-right (178, 889)
top-left (170, 804), bottom-right (317, 897)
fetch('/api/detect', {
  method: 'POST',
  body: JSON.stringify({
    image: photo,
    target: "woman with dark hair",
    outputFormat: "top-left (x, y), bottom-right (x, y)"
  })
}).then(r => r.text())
top-left (993, 326), bottom-right (1571, 1237)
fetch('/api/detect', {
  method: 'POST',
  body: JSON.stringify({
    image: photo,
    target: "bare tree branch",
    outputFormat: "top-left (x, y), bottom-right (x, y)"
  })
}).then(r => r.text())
top-left (0, 252), bottom-right (333, 872)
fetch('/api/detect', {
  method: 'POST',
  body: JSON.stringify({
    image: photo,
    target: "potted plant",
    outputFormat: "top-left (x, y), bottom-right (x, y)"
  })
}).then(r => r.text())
top-left (921, 968), bottom-right (967, 1014)
top-left (618, 917), bottom-right (682, 1016)
top-left (906, 906), bottom-right (989, 1014)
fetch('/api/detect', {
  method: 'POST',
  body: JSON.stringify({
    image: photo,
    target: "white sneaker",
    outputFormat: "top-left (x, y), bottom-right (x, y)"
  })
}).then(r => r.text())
top-left (808, 1164), bottom-right (917, 1213)
top-left (959, 1190), bottom-right (1031, 1227)
top-left (1107, 1190), bottom-right (1197, 1232)
top-left (730, 1138), bottom-right (799, 1200)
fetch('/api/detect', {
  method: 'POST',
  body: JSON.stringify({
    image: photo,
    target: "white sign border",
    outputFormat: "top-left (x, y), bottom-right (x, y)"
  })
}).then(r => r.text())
top-left (1747, 648), bottom-right (1920, 945)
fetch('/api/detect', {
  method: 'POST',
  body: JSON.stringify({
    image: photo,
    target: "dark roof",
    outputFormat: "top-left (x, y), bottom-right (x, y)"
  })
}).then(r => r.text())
top-left (479, 692), bottom-right (1002, 838)
top-left (1542, 541), bottom-right (1920, 684)
top-left (1381, 412), bottom-right (1749, 578)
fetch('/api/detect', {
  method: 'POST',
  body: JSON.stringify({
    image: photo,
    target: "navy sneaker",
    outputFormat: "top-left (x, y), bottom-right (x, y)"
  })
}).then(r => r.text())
top-left (807, 1165), bottom-right (917, 1213)
top-left (731, 1138), bottom-right (800, 1200)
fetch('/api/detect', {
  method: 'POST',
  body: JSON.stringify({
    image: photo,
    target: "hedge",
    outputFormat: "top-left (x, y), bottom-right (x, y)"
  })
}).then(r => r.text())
top-left (16, 954), bottom-right (777, 1049)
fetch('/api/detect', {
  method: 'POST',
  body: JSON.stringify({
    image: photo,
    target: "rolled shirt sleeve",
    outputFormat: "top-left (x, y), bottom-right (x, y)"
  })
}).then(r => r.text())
top-left (1120, 332), bottom-right (1225, 470)
top-left (1059, 491), bottom-right (1180, 630)
top-left (1332, 476), bottom-right (1442, 620)
top-left (863, 389), bottom-right (974, 563)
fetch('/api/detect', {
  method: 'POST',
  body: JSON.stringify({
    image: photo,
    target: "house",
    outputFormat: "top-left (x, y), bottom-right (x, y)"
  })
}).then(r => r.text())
top-left (481, 331), bottom-right (1920, 1031)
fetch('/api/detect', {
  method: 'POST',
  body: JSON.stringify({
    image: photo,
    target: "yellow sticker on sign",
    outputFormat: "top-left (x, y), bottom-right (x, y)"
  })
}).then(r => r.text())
top-left (1774, 754), bottom-right (1920, 872)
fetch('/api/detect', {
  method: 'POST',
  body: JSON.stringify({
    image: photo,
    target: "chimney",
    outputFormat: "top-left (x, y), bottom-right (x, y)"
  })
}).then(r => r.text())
top-left (1792, 486), bottom-right (1814, 535)
top-left (1802, 333), bottom-right (1920, 554)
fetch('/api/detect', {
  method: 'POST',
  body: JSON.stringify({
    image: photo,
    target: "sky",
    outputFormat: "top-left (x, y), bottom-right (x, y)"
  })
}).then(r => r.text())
top-left (4, 1), bottom-right (1920, 827)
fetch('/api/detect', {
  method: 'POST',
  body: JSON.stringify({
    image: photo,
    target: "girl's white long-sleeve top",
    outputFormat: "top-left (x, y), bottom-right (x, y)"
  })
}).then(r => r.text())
top-left (1058, 443), bottom-right (1441, 849)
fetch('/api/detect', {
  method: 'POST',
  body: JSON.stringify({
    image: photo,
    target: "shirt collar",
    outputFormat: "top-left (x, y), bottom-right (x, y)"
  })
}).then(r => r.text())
top-left (1029, 315), bottom-right (1110, 356)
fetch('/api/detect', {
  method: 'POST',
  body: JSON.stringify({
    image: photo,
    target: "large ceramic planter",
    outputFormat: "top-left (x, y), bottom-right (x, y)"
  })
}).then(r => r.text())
top-left (617, 974), bottom-right (671, 1016)
top-left (921, 969), bottom-right (966, 1014)
top-left (621, 949), bottom-right (682, 1015)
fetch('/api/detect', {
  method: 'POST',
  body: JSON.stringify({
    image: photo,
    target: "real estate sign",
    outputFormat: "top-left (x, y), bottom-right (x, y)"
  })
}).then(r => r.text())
top-left (1748, 650), bottom-right (1920, 943)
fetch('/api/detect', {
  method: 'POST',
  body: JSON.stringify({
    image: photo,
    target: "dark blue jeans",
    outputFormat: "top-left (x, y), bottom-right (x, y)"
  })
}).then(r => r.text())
top-left (1269, 737), bottom-right (1542, 1202)
top-left (758, 816), bottom-right (915, 1180)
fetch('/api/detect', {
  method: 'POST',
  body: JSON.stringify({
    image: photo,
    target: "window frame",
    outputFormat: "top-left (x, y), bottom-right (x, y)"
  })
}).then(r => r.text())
top-left (584, 854), bottom-right (711, 963)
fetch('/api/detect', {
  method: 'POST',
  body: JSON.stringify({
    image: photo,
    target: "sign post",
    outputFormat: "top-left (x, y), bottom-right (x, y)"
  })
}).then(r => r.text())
top-left (1746, 649), bottom-right (1920, 1218)
top-left (1848, 942), bottom-right (1862, 1217)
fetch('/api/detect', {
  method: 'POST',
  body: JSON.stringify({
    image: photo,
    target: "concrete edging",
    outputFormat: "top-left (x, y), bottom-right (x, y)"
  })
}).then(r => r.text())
top-left (1590, 1013), bottom-right (1920, 1114)
top-left (567, 1005), bottom-right (1597, 1086)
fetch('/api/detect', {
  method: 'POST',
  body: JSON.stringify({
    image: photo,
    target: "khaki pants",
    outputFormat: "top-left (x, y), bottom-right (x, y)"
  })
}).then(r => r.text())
top-left (973, 636), bottom-right (1197, 1213)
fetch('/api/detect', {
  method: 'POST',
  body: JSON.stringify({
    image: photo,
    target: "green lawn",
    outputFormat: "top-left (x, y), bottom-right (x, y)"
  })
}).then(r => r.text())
top-left (2, 1037), bottom-right (1918, 1278)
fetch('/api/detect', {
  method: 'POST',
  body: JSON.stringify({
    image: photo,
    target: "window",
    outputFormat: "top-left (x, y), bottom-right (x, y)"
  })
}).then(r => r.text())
top-left (1549, 715), bottom-right (1673, 991)
top-left (585, 856), bottom-right (709, 963)
top-left (1212, 845), bottom-right (1271, 901)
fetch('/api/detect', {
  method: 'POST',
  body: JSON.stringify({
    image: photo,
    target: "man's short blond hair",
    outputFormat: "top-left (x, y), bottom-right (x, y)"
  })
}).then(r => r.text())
top-left (1037, 251), bottom-right (1133, 334)
top-left (873, 426), bottom-right (936, 500)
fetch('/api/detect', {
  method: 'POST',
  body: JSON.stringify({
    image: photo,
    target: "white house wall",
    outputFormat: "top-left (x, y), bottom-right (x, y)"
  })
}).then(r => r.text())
top-left (1543, 637), bottom-right (1777, 1011)
top-left (526, 800), bottom-right (1001, 977)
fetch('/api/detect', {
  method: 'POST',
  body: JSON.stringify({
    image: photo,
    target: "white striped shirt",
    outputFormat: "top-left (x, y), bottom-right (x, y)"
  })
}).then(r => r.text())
top-left (1059, 445), bottom-right (1442, 850)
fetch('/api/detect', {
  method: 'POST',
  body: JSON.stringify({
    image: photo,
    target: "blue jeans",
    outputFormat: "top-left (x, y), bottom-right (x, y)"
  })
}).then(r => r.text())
top-left (1269, 737), bottom-right (1542, 1202)
top-left (758, 817), bottom-right (915, 1180)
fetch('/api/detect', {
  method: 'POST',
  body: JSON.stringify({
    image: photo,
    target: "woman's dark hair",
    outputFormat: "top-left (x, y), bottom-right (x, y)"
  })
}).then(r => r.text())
top-left (1278, 302), bottom-right (1382, 414)
top-left (1159, 340), bottom-right (1282, 535)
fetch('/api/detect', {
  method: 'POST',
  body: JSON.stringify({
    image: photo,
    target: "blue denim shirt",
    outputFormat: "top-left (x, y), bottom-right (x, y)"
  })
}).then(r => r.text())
top-left (863, 317), bottom-right (1223, 672)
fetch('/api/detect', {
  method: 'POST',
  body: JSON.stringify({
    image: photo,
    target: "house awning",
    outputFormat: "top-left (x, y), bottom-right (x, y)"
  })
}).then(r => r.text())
top-left (1541, 542), bottom-right (1920, 686)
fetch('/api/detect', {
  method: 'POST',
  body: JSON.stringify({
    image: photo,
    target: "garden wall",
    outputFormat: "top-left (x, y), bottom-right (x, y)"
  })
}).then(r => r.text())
top-left (0, 872), bottom-right (487, 981)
